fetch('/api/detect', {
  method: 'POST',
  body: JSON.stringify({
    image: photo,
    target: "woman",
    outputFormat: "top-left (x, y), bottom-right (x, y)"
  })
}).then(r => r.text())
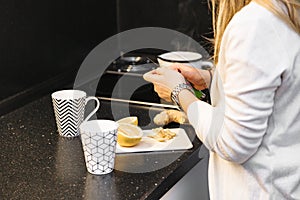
top-left (144, 0), bottom-right (300, 199)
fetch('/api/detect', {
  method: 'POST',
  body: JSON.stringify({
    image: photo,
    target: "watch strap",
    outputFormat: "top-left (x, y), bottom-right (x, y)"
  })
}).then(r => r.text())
top-left (171, 83), bottom-right (194, 108)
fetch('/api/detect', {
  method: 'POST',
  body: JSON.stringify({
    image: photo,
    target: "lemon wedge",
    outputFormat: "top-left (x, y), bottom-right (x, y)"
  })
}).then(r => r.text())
top-left (117, 123), bottom-right (143, 147)
top-left (117, 116), bottom-right (138, 126)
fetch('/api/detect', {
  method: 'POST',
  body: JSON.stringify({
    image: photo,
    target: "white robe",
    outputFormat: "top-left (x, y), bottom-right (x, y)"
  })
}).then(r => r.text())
top-left (187, 2), bottom-right (300, 199)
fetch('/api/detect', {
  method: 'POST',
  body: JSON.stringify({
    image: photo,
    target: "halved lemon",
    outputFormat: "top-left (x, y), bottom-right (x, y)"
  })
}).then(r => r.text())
top-left (117, 116), bottom-right (138, 126)
top-left (117, 123), bottom-right (143, 147)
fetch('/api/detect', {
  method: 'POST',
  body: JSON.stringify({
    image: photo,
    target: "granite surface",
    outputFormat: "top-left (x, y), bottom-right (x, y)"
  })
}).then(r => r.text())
top-left (0, 95), bottom-right (202, 200)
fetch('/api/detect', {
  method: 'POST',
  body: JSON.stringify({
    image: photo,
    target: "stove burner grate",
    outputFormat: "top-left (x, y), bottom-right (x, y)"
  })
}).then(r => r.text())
top-left (118, 63), bottom-right (156, 72)
top-left (110, 56), bottom-right (157, 73)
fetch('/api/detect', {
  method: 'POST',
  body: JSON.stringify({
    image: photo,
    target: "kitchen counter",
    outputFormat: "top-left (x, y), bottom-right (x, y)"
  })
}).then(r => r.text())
top-left (0, 95), bottom-right (205, 199)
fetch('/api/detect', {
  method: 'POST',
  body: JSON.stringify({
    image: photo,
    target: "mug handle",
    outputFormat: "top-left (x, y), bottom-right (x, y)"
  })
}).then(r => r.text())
top-left (199, 61), bottom-right (214, 69)
top-left (83, 96), bottom-right (100, 123)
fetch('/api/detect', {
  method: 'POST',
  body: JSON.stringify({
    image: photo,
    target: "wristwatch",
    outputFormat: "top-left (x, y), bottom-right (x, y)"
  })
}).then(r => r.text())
top-left (171, 83), bottom-right (194, 109)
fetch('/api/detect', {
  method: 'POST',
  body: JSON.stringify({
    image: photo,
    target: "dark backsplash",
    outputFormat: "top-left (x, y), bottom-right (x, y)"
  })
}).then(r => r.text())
top-left (117, 0), bottom-right (212, 49)
top-left (0, 0), bottom-right (117, 101)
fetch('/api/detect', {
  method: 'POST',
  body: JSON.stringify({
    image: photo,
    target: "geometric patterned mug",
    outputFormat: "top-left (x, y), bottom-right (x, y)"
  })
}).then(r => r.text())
top-left (51, 90), bottom-right (100, 137)
top-left (79, 120), bottom-right (119, 175)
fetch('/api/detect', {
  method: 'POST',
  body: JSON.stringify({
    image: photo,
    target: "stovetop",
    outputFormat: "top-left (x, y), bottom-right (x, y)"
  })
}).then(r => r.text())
top-left (86, 54), bottom-right (162, 104)
top-left (106, 55), bottom-right (158, 75)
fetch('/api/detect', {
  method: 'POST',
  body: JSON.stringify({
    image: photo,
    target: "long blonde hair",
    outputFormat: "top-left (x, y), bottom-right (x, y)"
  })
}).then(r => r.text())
top-left (211, 0), bottom-right (300, 64)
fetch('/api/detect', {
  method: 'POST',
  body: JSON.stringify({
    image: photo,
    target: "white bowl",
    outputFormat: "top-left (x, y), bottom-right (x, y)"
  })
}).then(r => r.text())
top-left (157, 51), bottom-right (213, 69)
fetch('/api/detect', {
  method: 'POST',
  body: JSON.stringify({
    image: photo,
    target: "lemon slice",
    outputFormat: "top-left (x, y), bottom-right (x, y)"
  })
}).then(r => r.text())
top-left (117, 123), bottom-right (143, 147)
top-left (117, 116), bottom-right (138, 126)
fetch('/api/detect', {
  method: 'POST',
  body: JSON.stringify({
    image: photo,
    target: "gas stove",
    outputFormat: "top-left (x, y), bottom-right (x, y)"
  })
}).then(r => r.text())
top-left (106, 55), bottom-right (157, 75)
top-left (94, 54), bottom-right (163, 105)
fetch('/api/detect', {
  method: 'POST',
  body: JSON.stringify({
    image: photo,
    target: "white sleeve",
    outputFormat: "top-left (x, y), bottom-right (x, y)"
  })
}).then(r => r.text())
top-left (187, 16), bottom-right (286, 164)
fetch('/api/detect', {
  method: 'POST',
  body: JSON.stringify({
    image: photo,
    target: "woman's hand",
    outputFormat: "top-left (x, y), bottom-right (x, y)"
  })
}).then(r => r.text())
top-left (143, 67), bottom-right (186, 102)
top-left (153, 84), bottom-right (172, 102)
top-left (171, 64), bottom-right (211, 90)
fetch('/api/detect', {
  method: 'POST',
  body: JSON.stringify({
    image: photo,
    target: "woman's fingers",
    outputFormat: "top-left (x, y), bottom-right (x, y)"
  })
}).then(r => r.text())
top-left (170, 63), bottom-right (192, 71)
top-left (169, 63), bottom-right (182, 72)
top-left (143, 70), bottom-right (161, 83)
top-left (143, 67), bottom-right (186, 91)
top-left (153, 84), bottom-right (172, 102)
top-left (143, 68), bottom-right (172, 83)
top-left (144, 65), bottom-right (210, 92)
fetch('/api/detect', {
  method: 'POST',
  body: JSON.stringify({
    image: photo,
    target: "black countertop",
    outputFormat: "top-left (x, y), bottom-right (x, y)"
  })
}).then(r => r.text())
top-left (0, 95), bottom-right (204, 199)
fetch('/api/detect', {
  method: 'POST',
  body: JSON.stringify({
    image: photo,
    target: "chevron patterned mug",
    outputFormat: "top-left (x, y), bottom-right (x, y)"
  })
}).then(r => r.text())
top-left (51, 90), bottom-right (100, 137)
